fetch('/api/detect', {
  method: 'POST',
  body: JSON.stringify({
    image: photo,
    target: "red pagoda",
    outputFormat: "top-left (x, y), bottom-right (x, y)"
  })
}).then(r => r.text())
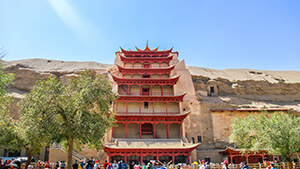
top-left (103, 43), bottom-right (199, 164)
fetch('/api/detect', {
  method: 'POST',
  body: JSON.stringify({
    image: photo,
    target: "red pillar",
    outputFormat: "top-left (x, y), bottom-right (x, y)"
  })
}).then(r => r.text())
top-left (111, 127), bottom-right (114, 138)
top-left (172, 155), bottom-right (175, 164)
top-left (125, 123), bottom-right (128, 138)
top-left (125, 154), bottom-right (127, 164)
top-left (139, 102), bottom-right (141, 115)
top-left (126, 102), bottom-right (128, 114)
top-left (167, 123), bottom-right (170, 139)
top-left (172, 83), bottom-right (174, 95)
top-left (188, 153), bottom-right (190, 164)
top-left (152, 102), bottom-right (155, 115)
top-left (180, 122), bottom-right (183, 138)
top-left (178, 102), bottom-right (181, 113)
top-left (166, 102), bottom-right (168, 115)
top-left (230, 155), bottom-right (233, 164)
top-left (108, 155), bottom-right (111, 162)
top-left (128, 85), bottom-right (131, 95)
top-left (153, 123), bottom-right (156, 139)
top-left (150, 85), bottom-right (152, 95)
top-left (139, 123), bottom-right (142, 139)
top-left (139, 85), bottom-right (142, 95)
top-left (140, 155), bottom-right (143, 165)
top-left (246, 155), bottom-right (249, 165)
top-left (161, 85), bottom-right (164, 96)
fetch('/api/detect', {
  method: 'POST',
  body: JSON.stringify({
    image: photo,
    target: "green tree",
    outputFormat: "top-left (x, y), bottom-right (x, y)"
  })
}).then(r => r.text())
top-left (230, 112), bottom-right (300, 168)
top-left (20, 70), bottom-right (118, 169)
top-left (0, 108), bottom-right (49, 169)
top-left (0, 53), bottom-right (47, 169)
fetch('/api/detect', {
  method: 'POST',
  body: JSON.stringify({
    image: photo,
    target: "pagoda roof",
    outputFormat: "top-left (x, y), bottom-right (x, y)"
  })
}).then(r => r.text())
top-left (103, 140), bottom-right (199, 150)
top-left (219, 147), bottom-right (268, 156)
top-left (119, 54), bottom-right (174, 63)
top-left (116, 64), bottom-right (175, 74)
top-left (116, 92), bottom-right (186, 103)
top-left (120, 43), bottom-right (173, 57)
top-left (115, 111), bottom-right (191, 123)
top-left (111, 74), bottom-right (180, 86)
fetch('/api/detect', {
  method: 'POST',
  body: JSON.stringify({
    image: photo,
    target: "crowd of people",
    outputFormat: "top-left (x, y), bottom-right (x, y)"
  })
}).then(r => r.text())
top-left (0, 158), bottom-right (298, 169)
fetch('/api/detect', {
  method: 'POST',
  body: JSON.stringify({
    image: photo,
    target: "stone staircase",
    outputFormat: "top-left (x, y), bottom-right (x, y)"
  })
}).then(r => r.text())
top-left (51, 142), bottom-right (88, 161)
top-left (72, 150), bottom-right (88, 161)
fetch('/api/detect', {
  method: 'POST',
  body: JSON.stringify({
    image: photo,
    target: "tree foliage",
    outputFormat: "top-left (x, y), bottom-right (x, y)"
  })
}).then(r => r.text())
top-left (20, 70), bottom-right (118, 169)
top-left (230, 112), bottom-right (300, 167)
top-left (0, 55), bottom-right (47, 168)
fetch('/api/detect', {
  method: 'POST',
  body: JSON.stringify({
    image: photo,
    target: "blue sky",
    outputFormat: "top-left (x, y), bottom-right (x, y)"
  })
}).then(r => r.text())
top-left (0, 0), bottom-right (299, 71)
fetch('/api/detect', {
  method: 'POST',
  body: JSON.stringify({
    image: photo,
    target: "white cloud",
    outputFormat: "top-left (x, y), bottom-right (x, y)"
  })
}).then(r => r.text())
top-left (47, 0), bottom-right (94, 42)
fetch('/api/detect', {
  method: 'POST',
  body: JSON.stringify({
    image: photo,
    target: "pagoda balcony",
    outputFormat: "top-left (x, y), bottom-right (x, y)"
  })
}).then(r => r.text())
top-left (115, 92), bottom-right (186, 103)
top-left (120, 54), bottom-right (174, 64)
top-left (111, 112), bottom-right (191, 140)
top-left (116, 111), bottom-right (180, 115)
top-left (118, 91), bottom-right (174, 96)
top-left (119, 47), bottom-right (173, 58)
top-left (123, 65), bottom-right (169, 69)
top-left (111, 74), bottom-right (180, 86)
top-left (117, 64), bottom-right (175, 76)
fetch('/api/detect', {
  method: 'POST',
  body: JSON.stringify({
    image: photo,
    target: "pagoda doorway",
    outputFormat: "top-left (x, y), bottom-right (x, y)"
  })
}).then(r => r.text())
top-left (128, 155), bottom-right (140, 164)
top-left (111, 155), bottom-right (125, 162)
top-left (141, 123), bottom-right (153, 139)
top-left (143, 155), bottom-right (155, 164)
top-left (175, 155), bottom-right (188, 164)
top-left (159, 155), bottom-right (172, 163)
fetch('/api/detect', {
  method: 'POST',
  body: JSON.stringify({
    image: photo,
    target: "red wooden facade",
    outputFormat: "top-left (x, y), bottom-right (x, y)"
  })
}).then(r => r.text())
top-left (104, 44), bottom-right (199, 164)
top-left (220, 147), bottom-right (272, 164)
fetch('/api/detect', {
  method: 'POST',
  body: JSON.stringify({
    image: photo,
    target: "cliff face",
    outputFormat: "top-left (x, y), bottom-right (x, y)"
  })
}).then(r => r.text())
top-left (189, 66), bottom-right (300, 111)
top-left (188, 67), bottom-right (300, 151)
top-left (3, 59), bottom-right (300, 150)
top-left (3, 59), bottom-right (111, 116)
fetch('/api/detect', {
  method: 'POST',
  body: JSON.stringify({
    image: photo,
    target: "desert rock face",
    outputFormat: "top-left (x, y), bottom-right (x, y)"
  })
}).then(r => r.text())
top-left (3, 59), bottom-right (300, 162)
top-left (3, 59), bottom-right (111, 117)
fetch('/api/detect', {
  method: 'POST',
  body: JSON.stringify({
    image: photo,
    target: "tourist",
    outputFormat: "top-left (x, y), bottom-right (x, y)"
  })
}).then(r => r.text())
top-left (241, 162), bottom-right (248, 169)
top-left (134, 162), bottom-right (141, 169)
top-left (112, 160), bottom-right (119, 169)
top-left (129, 162), bottom-right (135, 169)
top-left (86, 160), bottom-right (94, 169)
top-left (104, 160), bottom-right (109, 169)
top-left (204, 163), bottom-right (210, 169)
top-left (94, 160), bottom-right (99, 169)
top-left (61, 161), bottom-right (66, 169)
top-left (223, 163), bottom-right (229, 169)
top-left (121, 161), bottom-right (128, 169)
top-left (106, 162), bottom-right (113, 169)
top-left (55, 161), bottom-right (59, 169)
top-left (198, 160), bottom-right (206, 169)
top-left (79, 160), bottom-right (85, 169)
top-left (147, 162), bottom-right (153, 169)
top-left (45, 161), bottom-right (50, 169)
top-left (141, 162), bottom-right (147, 169)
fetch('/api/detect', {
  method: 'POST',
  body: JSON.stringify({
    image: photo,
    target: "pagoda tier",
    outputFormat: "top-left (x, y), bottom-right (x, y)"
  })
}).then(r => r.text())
top-left (220, 147), bottom-right (269, 164)
top-left (117, 64), bottom-right (175, 75)
top-left (120, 47), bottom-right (173, 57)
top-left (116, 92), bottom-right (186, 103)
top-left (111, 74), bottom-right (180, 86)
top-left (103, 142), bottom-right (200, 164)
top-left (120, 54), bottom-right (174, 64)
top-left (115, 111), bottom-right (190, 123)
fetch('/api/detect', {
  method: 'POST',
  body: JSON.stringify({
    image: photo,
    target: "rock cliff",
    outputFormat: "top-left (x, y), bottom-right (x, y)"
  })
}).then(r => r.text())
top-left (3, 59), bottom-right (300, 149)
